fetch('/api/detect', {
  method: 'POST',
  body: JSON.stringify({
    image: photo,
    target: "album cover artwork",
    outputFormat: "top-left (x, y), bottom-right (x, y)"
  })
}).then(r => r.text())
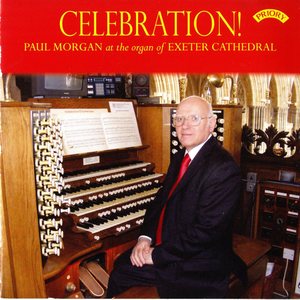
top-left (0, 0), bottom-right (300, 298)
top-left (1, 0), bottom-right (299, 75)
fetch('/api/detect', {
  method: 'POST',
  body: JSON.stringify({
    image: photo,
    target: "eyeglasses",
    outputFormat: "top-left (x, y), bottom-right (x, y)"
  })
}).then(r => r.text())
top-left (172, 114), bottom-right (212, 127)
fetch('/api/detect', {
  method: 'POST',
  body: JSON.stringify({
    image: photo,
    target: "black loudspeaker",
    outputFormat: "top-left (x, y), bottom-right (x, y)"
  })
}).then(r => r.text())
top-left (132, 74), bottom-right (150, 98)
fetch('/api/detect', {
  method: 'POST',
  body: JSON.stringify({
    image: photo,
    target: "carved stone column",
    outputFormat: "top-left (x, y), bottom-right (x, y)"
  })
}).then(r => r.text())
top-left (178, 75), bottom-right (187, 101)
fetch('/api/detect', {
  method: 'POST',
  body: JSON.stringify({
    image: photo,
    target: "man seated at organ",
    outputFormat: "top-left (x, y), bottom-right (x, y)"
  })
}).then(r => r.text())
top-left (106, 96), bottom-right (247, 298)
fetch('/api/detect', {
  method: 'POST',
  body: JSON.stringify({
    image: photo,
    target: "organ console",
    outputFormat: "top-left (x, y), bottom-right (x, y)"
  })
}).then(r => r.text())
top-left (1, 99), bottom-right (242, 298)
top-left (62, 162), bottom-right (162, 242)
top-left (1, 99), bottom-right (163, 298)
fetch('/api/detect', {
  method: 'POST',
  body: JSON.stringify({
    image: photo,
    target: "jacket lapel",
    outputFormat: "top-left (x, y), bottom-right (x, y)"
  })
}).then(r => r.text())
top-left (163, 151), bottom-right (185, 198)
top-left (169, 137), bottom-right (218, 198)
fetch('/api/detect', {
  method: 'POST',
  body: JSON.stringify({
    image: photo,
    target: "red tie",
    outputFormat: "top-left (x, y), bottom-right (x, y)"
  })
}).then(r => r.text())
top-left (155, 154), bottom-right (191, 245)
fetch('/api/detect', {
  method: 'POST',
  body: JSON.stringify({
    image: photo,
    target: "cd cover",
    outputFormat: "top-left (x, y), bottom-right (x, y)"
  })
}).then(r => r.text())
top-left (1, 0), bottom-right (299, 74)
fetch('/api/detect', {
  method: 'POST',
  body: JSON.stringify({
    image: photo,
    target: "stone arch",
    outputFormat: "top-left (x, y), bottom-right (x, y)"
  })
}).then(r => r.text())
top-left (151, 74), bottom-right (180, 103)
top-left (150, 73), bottom-right (300, 133)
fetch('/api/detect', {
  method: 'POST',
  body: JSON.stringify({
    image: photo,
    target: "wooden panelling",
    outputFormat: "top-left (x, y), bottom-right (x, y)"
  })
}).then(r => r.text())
top-left (221, 105), bottom-right (243, 164)
top-left (29, 98), bottom-right (137, 109)
top-left (1, 103), bottom-right (46, 297)
top-left (136, 106), bottom-right (166, 173)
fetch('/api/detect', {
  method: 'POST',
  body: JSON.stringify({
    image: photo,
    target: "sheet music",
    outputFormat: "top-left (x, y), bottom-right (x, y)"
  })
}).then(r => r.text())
top-left (50, 109), bottom-right (108, 155)
top-left (109, 101), bottom-right (135, 114)
top-left (101, 111), bottom-right (142, 149)
top-left (50, 108), bottom-right (142, 155)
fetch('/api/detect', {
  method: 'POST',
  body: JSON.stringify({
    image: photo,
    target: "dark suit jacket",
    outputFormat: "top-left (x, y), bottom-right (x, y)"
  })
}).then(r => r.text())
top-left (140, 136), bottom-right (245, 296)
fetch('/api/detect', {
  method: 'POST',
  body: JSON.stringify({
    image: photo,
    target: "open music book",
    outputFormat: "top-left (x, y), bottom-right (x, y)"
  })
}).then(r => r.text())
top-left (50, 102), bottom-right (142, 155)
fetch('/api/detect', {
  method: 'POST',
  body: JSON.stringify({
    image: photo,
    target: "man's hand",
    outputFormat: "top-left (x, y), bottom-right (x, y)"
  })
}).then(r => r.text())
top-left (143, 247), bottom-right (154, 265)
top-left (130, 237), bottom-right (153, 267)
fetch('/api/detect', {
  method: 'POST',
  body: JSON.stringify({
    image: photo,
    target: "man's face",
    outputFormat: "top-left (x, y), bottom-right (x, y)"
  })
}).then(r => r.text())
top-left (175, 98), bottom-right (216, 151)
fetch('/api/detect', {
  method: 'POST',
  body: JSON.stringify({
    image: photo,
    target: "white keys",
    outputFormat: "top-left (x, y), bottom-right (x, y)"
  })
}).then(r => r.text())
top-left (64, 162), bottom-right (151, 183)
top-left (64, 173), bottom-right (163, 200)
top-left (78, 210), bottom-right (146, 234)
top-left (74, 188), bottom-right (159, 216)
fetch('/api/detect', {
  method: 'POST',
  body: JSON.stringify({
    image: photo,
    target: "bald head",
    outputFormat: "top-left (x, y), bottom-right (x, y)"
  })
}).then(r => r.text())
top-left (178, 96), bottom-right (213, 116)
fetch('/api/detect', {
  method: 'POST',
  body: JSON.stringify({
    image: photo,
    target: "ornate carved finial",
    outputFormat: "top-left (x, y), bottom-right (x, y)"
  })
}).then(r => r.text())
top-left (242, 124), bottom-right (300, 161)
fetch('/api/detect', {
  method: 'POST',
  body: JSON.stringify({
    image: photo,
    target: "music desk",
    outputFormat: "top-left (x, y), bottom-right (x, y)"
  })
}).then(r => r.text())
top-left (115, 234), bottom-right (271, 298)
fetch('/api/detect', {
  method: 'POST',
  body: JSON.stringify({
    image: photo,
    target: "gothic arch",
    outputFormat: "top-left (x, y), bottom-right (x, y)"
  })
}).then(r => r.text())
top-left (150, 73), bottom-right (300, 133)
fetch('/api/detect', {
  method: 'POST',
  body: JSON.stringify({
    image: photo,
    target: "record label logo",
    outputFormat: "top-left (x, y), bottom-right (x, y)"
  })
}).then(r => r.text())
top-left (253, 9), bottom-right (289, 23)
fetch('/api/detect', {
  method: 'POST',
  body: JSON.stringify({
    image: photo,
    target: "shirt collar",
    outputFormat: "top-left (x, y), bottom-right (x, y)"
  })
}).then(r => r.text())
top-left (185, 134), bottom-right (212, 161)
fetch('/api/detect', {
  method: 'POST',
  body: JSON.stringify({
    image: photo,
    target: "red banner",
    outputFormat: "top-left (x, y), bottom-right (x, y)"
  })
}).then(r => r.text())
top-left (1, 0), bottom-right (300, 74)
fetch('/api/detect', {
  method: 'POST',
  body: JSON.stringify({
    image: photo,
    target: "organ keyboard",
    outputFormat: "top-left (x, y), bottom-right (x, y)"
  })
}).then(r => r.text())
top-left (61, 163), bottom-right (163, 241)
